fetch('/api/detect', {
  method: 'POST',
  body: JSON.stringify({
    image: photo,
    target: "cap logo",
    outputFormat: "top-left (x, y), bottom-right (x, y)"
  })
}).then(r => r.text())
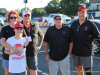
top-left (25, 11), bottom-right (30, 13)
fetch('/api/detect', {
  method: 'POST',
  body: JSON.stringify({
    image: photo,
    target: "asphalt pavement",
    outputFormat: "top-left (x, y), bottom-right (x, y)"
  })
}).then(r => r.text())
top-left (0, 20), bottom-right (100, 75)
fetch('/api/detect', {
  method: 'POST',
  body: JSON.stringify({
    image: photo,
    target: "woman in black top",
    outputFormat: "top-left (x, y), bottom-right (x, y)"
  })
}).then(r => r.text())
top-left (1, 10), bottom-right (28, 75)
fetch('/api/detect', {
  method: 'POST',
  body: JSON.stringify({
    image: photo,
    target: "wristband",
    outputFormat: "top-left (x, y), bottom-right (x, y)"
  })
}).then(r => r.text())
top-left (45, 53), bottom-right (48, 55)
top-left (26, 59), bottom-right (27, 63)
top-left (23, 45), bottom-right (26, 48)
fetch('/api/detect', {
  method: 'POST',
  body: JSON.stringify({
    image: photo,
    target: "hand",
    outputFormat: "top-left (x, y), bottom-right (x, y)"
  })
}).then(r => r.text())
top-left (10, 50), bottom-right (16, 55)
top-left (15, 46), bottom-right (23, 54)
top-left (45, 54), bottom-right (50, 61)
top-left (69, 51), bottom-right (72, 57)
top-left (36, 46), bottom-right (41, 52)
top-left (26, 64), bottom-right (28, 70)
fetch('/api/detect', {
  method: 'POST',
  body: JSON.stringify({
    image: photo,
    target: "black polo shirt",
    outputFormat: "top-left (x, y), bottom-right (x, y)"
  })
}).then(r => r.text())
top-left (71, 19), bottom-right (100, 57)
top-left (1, 25), bottom-right (27, 60)
top-left (44, 25), bottom-right (74, 61)
top-left (23, 23), bottom-right (43, 57)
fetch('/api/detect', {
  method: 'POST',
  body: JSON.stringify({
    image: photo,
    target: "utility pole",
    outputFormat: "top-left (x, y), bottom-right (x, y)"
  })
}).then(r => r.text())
top-left (24, 0), bottom-right (27, 10)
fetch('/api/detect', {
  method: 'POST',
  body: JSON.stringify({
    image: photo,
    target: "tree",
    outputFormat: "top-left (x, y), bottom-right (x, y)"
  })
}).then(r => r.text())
top-left (20, 7), bottom-right (31, 13)
top-left (60, 0), bottom-right (90, 16)
top-left (15, 9), bottom-right (20, 13)
top-left (45, 0), bottom-right (60, 14)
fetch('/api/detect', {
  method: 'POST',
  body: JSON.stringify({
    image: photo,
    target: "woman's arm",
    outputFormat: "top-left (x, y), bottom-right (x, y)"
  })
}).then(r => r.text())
top-left (4, 49), bottom-right (16, 55)
top-left (1, 38), bottom-right (16, 50)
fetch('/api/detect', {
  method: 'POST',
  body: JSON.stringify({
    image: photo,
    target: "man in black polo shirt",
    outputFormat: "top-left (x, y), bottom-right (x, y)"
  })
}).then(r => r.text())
top-left (70, 6), bottom-right (100, 75)
top-left (44, 14), bottom-right (74, 75)
top-left (22, 10), bottom-right (44, 75)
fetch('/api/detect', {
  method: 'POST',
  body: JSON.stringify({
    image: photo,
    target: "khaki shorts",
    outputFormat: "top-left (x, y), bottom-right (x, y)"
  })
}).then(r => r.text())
top-left (72, 54), bottom-right (93, 68)
top-left (49, 55), bottom-right (70, 75)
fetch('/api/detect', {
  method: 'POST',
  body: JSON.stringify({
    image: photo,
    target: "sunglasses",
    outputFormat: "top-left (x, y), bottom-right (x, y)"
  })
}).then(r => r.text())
top-left (24, 15), bottom-right (30, 17)
top-left (55, 18), bottom-right (62, 20)
top-left (10, 17), bottom-right (17, 19)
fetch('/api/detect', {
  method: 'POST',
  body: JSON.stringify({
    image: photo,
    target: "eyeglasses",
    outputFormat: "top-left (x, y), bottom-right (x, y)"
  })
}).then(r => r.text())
top-left (24, 15), bottom-right (30, 17)
top-left (10, 17), bottom-right (17, 19)
top-left (55, 18), bottom-right (62, 20)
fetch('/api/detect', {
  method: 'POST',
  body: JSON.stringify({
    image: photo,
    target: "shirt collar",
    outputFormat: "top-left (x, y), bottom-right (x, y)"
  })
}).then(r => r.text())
top-left (53, 24), bottom-right (64, 30)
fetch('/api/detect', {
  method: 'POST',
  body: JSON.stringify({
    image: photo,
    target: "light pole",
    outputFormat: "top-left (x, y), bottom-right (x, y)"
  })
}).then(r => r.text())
top-left (24, 0), bottom-right (27, 10)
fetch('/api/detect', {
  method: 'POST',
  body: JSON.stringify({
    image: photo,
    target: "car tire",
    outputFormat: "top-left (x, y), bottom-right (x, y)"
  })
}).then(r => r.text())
top-left (93, 40), bottom-right (100, 54)
top-left (1, 24), bottom-right (3, 26)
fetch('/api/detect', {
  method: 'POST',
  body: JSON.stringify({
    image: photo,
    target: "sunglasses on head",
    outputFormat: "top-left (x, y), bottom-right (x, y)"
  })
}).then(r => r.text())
top-left (24, 15), bottom-right (30, 17)
top-left (55, 18), bottom-right (62, 20)
top-left (10, 17), bottom-right (17, 19)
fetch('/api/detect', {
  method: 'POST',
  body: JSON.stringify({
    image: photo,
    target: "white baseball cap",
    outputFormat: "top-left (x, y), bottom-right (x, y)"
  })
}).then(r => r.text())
top-left (22, 10), bottom-right (31, 16)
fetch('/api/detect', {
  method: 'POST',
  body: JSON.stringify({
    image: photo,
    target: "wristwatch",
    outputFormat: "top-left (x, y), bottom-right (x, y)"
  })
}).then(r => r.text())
top-left (23, 45), bottom-right (26, 49)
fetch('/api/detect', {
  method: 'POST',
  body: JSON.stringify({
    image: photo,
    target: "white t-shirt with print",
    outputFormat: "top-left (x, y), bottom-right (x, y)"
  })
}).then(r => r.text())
top-left (6, 36), bottom-right (26, 73)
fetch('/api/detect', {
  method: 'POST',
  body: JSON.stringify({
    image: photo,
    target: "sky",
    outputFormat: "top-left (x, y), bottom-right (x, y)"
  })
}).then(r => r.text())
top-left (0, 0), bottom-right (52, 11)
top-left (0, 0), bottom-right (89, 11)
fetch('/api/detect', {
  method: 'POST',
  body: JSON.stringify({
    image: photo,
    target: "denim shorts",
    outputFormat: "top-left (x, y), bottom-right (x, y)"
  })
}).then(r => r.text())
top-left (2, 59), bottom-right (9, 68)
top-left (27, 56), bottom-right (38, 70)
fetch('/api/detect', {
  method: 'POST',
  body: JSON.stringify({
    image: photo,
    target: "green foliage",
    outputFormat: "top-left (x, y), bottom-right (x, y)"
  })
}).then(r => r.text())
top-left (32, 8), bottom-right (45, 13)
top-left (20, 7), bottom-right (31, 13)
top-left (45, 0), bottom-right (60, 14)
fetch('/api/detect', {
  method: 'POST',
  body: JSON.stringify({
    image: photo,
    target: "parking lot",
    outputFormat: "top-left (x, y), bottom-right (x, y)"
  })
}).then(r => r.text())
top-left (0, 20), bottom-right (100, 75)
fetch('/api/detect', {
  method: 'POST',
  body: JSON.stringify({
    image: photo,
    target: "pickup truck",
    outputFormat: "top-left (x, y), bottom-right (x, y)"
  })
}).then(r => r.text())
top-left (42, 14), bottom-right (71, 26)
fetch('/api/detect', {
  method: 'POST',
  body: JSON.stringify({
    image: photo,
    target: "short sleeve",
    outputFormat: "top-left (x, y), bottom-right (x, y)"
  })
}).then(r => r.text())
top-left (1, 26), bottom-right (7, 38)
top-left (44, 28), bottom-right (49, 42)
top-left (37, 27), bottom-right (43, 36)
top-left (92, 22), bottom-right (100, 38)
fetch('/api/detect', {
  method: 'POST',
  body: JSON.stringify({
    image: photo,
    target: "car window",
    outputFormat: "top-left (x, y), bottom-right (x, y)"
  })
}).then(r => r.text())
top-left (50, 15), bottom-right (55, 18)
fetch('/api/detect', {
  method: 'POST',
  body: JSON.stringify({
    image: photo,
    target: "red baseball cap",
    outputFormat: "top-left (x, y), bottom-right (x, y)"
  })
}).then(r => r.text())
top-left (14, 23), bottom-right (24, 29)
top-left (78, 6), bottom-right (87, 12)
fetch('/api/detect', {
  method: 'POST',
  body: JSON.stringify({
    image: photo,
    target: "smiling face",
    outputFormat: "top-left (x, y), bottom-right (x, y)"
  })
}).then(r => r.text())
top-left (78, 10), bottom-right (87, 20)
top-left (14, 28), bottom-right (23, 37)
top-left (10, 14), bottom-right (17, 25)
top-left (54, 16), bottom-right (63, 26)
top-left (22, 14), bottom-right (31, 22)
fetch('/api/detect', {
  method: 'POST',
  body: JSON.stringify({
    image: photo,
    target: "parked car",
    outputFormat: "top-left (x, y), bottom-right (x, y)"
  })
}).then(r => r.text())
top-left (0, 18), bottom-right (4, 26)
top-left (87, 11), bottom-right (100, 19)
top-left (43, 13), bottom-right (71, 26)
top-left (33, 17), bottom-right (39, 20)
top-left (0, 15), bottom-right (7, 22)
top-left (65, 19), bottom-right (100, 54)
top-left (19, 16), bottom-right (23, 22)
top-left (38, 17), bottom-right (43, 21)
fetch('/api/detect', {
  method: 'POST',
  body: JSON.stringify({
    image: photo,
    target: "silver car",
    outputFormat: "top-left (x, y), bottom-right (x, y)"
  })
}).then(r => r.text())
top-left (0, 18), bottom-right (4, 26)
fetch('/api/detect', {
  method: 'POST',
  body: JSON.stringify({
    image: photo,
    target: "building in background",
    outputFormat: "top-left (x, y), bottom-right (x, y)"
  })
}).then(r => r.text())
top-left (87, 0), bottom-right (100, 11)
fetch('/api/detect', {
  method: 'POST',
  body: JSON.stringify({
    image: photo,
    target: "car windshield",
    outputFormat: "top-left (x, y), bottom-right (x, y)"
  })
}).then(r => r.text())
top-left (50, 15), bottom-right (55, 18)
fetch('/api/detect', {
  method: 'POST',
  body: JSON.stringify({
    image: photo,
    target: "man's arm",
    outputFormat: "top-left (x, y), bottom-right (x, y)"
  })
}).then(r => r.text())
top-left (37, 35), bottom-right (44, 52)
top-left (68, 42), bottom-right (73, 57)
top-left (44, 42), bottom-right (49, 61)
